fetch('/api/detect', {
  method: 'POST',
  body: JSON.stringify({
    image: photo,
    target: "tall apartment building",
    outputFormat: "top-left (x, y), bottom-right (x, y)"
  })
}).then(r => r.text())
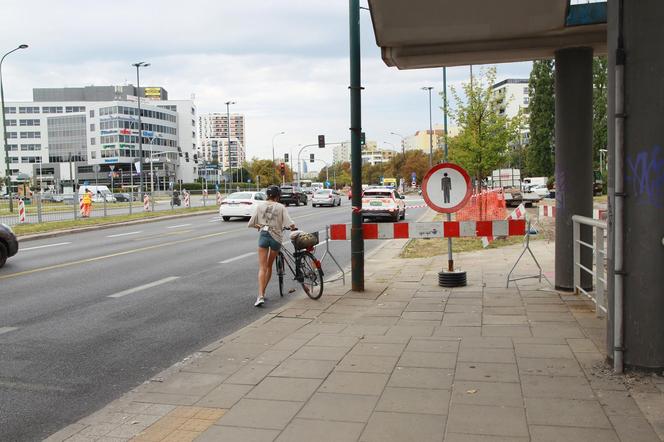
top-left (492, 78), bottom-right (530, 143)
top-left (0, 85), bottom-right (198, 193)
top-left (333, 140), bottom-right (381, 164)
top-left (198, 113), bottom-right (245, 169)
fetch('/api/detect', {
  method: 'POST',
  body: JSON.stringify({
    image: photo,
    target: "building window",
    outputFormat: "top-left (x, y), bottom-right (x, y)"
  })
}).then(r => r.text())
top-left (523, 96), bottom-right (529, 105)
top-left (20, 131), bottom-right (41, 139)
top-left (90, 123), bottom-right (95, 131)
top-left (42, 106), bottom-right (63, 114)
top-left (90, 137), bottom-right (96, 145)
top-left (7, 132), bottom-right (17, 139)
top-left (20, 119), bottom-right (40, 126)
top-left (89, 109), bottom-right (95, 118)
top-left (523, 87), bottom-right (528, 95)
top-left (6, 144), bottom-right (18, 151)
top-left (91, 151), bottom-right (97, 159)
top-left (65, 106), bottom-right (86, 113)
top-left (21, 144), bottom-right (41, 151)
top-left (5, 119), bottom-right (16, 126)
top-left (18, 106), bottom-right (39, 114)
top-left (4, 107), bottom-right (16, 114)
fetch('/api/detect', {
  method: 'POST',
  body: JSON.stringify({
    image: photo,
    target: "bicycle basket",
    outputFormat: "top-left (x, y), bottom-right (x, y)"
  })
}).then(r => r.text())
top-left (290, 231), bottom-right (319, 249)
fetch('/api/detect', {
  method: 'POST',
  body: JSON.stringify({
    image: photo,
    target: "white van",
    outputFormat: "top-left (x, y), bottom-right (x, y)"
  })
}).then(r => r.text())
top-left (79, 185), bottom-right (116, 203)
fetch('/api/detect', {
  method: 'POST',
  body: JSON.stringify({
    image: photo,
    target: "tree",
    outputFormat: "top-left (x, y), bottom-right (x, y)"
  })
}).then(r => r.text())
top-left (593, 56), bottom-right (608, 172)
top-left (527, 59), bottom-right (555, 177)
top-left (450, 67), bottom-right (520, 188)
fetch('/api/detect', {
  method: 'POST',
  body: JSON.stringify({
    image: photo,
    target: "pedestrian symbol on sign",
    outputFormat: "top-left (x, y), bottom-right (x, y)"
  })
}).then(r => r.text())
top-left (441, 173), bottom-right (452, 203)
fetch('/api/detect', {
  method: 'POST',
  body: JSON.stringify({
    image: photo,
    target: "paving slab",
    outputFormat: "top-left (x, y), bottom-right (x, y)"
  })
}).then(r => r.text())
top-left (521, 374), bottom-right (595, 400)
top-left (529, 425), bottom-right (619, 442)
top-left (196, 383), bottom-right (253, 408)
top-left (360, 411), bottom-right (446, 442)
top-left (215, 398), bottom-right (302, 430)
top-left (270, 358), bottom-right (336, 379)
top-left (245, 377), bottom-right (321, 402)
top-left (451, 380), bottom-right (524, 407)
top-left (297, 392), bottom-right (379, 422)
top-left (196, 425), bottom-right (280, 442)
top-left (406, 338), bottom-right (460, 353)
top-left (525, 397), bottom-right (612, 428)
top-left (376, 386), bottom-right (450, 415)
top-left (388, 366), bottom-right (454, 389)
top-left (319, 371), bottom-right (389, 396)
top-left (446, 403), bottom-right (528, 437)
top-left (398, 351), bottom-right (457, 369)
top-left (455, 362), bottom-right (520, 383)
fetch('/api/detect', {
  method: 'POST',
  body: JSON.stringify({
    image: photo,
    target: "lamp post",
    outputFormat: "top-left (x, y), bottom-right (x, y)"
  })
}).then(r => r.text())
top-left (390, 131), bottom-right (406, 191)
top-left (272, 131), bottom-right (285, 184)
top-left (225, 100), bottom-right (235, 184)
top-left (1, 44), bottom-right (28, 212)
top-left (421, 86), bottom-right (434, 167)
top-left (132, 61), bottom-right (150, 200)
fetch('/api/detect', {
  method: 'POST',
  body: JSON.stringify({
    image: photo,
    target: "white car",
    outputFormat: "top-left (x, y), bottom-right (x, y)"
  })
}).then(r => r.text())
top-left (531, 185), bottom-right (551, 198)
top-left (312, 189), bottom-right (342, 207)
top-left (361, 188), bottom-right (406, 222)
top-left (219, 191), bottom-right (266, 221)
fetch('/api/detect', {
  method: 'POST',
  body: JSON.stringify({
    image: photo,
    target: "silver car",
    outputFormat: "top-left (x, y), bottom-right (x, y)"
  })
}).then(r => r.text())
top-left (312, 189), bottom-right (341, 207)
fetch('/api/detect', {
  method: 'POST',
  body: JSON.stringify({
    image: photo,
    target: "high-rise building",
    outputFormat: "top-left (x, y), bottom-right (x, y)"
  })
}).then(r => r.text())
top-left (492, 78), bottom-right (530, 143)
top-left (333, 142), bottom-right (351, 164)
top-left (0, 85), bottom-right (198, 193)
top-left (198, 113), bottom-right (245, 169)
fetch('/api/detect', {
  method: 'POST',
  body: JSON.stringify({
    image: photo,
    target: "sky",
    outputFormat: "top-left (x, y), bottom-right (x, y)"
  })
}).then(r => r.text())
top-left (0, 0), bottom-right (532, 169)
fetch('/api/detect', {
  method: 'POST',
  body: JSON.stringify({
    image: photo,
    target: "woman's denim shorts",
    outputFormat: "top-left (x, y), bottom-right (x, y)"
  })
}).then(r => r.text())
top-left (258, 231), bottom-right (282, 250)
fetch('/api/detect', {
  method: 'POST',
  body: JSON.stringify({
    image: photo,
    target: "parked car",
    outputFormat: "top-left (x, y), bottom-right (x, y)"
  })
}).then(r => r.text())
top-left (0, 223), bottom-right (19, 268)
top-left (361, 188), bottom-right (406, 222)
top-left (219, 191), bottom-right (267, 221)
top-left (312, 189), bottom-right (342, 207)
top-left (279, 186), bottom-right (307, 206)
top-left (114, 193), bottom-right (135, 202)
top-left (530, 185), bottom-right (551, 198)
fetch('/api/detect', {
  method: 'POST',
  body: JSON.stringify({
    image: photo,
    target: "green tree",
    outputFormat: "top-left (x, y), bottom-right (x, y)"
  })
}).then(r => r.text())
top-left (450, 67), bottom-right (520, 188)
top-left (593, 56), bottom-right (608, 171)
top-left (527, 59), bottom-right (555, 177)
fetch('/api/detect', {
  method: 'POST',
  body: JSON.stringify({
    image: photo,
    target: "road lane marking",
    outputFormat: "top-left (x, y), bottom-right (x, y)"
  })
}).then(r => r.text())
top-left (0, 208), bottom-right (346, 280)
top-left (132, 229), bottom-right (193, 241)
top-left (0, 327), bottom-right (18, 335)
top-left (108, 276), bottom-right (180, 298)
top-left (107, 231), bottom-right (142, 238)
top-left (167, 224), bottom-right (191, 229)
top-left (19, 242), bottom-right (71, 252)
top-left (219, 252), bottom-right (256, 264)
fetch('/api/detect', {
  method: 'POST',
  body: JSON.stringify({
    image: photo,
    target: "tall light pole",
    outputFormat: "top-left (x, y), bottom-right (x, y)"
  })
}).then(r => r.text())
top-left (1, 44), bottom-right (28, 212)
top-left (225, 100), bottom-right (235, 185)
top-left (390, 131), bottom-right (406, 190)
top-left (132, 61), bottom-right (149, 200)
top-left (421, 86), bottom-right (434, 167)
top-left (272, 131), bottom-right (285, 184)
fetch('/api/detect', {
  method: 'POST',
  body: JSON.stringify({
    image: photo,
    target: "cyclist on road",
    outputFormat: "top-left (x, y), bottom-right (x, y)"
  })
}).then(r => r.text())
top-left (248, 185), bottom-right (296, 307)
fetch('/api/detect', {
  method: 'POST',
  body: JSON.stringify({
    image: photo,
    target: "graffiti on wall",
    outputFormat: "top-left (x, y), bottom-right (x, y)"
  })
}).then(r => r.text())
top-left (626, 145), bottom-right (664, 208)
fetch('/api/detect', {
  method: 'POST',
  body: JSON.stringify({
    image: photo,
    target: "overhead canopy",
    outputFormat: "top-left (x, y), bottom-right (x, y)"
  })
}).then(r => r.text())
top-left (368, 0), bottom-right (607, 69)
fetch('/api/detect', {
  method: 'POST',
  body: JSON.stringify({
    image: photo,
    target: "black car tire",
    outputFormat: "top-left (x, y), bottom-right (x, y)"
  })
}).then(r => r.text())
top-left (0, 242), bottom-right (7, 268)
top-left (392, 212), bottom-right (400, 222)
top-left (222, 216), bottom-right (230, 222)
top-left (400, 210), bottom-right (406, 220)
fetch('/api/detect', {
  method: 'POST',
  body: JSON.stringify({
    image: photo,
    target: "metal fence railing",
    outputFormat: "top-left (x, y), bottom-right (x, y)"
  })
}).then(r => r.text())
top-left (572, 214), bottom-right (608, 316)
top-left (0, 190), bottom-right (223, 227)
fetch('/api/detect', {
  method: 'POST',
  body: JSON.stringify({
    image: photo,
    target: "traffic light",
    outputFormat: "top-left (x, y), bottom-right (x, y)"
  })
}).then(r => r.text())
top-left (360, 132), bottom-right (366, 146)
top-left (318, 135), bottom-right (325, 148)
top-left (284, 153), bottom-right (289, 163)
top-left (177, 147), bottom-right (182, 157)
top-left (193, 154), bottom-right (198, 164)
top-left (310, 153), bottom-right (315, 163)
top-left (279, 162), bottom-right (286, 176)
top-left (185, 152), bottom-right (190, 162)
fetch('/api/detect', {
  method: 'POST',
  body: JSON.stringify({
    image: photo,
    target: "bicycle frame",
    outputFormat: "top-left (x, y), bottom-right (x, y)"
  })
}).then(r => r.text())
top-left (278, 243), bottom-right (308, 282)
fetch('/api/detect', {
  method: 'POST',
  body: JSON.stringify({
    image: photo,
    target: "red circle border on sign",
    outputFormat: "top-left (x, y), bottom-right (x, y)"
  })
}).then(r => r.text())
top-left (421, 162), bottom-right (472, 213)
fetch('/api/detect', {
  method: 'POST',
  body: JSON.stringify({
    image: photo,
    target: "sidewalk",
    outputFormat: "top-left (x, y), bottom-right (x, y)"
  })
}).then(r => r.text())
top-left (48, 239), bottom-right (664, 442)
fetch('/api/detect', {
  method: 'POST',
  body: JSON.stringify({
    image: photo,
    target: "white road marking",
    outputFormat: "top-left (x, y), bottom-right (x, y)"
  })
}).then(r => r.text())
top-left (219, 252), bottom-right (256, 264)
top-left (167, 224), bottom-right (192, 229)
top-left (108, 276), bottom-right (179, 298)
top-left (0, 327), bottom-right (18, 336)
top-left (107, 231), bottom-right (142, 238)
top-left (20, 242), bottom-right (71, 252)
top-left (208, 217), bottom-right (221, 223)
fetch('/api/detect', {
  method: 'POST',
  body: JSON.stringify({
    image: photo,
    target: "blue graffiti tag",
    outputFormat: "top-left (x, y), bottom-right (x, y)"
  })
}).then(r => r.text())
top-left (626, 145), bottom-right (664, 208)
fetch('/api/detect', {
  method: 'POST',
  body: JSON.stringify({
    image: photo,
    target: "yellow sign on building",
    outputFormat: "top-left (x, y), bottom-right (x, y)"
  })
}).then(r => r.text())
top-left (144, 87), bottom-right (162, 99)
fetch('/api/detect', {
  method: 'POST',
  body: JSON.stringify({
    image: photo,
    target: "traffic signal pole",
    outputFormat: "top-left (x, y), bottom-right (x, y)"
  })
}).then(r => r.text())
top-left (349, 0), bottom-right (364, 292)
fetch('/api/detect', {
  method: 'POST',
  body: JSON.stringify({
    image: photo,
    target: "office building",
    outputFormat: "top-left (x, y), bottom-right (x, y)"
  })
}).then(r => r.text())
top-left (492, 78), bottom-right (530, 143)
top-left (0, 85), bottom-right (198, 193)
top-left (198, 113), bottom-right (246, 169)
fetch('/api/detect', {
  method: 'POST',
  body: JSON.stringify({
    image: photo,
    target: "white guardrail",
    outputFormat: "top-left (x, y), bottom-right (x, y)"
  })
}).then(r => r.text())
top-left (572, 214), bottom-right (608, 316)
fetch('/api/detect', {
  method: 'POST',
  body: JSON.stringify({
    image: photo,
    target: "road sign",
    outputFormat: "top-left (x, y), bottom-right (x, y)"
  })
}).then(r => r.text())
top-left (411, 171), bottom-right (416, 180)
top-left (109, 165), bottom-right (116, 171)
top-left (421, 162), bottom-right (472, 213)
top-left (93, 164), bottom-right (101, 173)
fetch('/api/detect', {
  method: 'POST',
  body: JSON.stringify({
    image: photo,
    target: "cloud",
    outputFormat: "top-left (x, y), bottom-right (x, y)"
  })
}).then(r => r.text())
top-left (1, 1), bottom-right (532, 167)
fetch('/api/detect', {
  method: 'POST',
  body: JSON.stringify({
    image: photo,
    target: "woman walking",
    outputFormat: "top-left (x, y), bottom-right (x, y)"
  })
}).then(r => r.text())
top-left (248, 185), bottom-right (296, 306)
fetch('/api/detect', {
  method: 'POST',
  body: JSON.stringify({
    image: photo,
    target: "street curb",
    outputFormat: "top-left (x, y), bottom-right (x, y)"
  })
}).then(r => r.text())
top-left (17, 209), bottom-right (218, 243)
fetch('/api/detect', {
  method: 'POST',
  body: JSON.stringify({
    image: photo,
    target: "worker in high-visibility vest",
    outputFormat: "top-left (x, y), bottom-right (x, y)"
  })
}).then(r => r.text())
top-left (82, 188), bottom-right (93, 218)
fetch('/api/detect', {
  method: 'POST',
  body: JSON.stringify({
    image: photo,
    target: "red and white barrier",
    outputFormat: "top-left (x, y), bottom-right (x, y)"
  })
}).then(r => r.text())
top-left (482, 203), bottom-right (527, 248)
top-left (184, 192), bottom-right (191, 208)
top-left (538, 205), bottom-right (606, 220)
top-left (79, 196), bottom-right (85, 217)
top-left (18, 199), bottom-right (26, 223)
top-left (143, 194), bottom-right (151, 212)
top-left (329, 220), bottom-right (526, 241)
top-left (216, 192), bottom-right (222, 206)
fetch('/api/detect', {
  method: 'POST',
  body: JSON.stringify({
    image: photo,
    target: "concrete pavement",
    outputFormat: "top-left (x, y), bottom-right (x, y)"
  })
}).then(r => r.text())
top-left (45, 229), bottom-right (664, 441)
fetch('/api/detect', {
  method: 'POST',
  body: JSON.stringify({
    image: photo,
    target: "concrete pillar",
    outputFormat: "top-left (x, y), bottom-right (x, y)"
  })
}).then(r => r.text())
top-left (608, 0), bottom-right (664, 371)
top-left (554, 47), bottom-right (594, 291)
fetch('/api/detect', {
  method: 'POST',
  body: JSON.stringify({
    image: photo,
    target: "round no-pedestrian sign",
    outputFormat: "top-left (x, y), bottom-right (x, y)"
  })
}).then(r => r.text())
top-left (421, 162), bottom-right (472, 213)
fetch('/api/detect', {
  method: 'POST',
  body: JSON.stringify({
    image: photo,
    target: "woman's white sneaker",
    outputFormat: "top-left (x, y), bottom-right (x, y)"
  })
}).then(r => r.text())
top-left (254, 296), bottom-right (265, 307)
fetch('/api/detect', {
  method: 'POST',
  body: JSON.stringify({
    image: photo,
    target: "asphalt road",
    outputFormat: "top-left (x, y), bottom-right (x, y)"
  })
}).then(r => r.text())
top-left (0, 198), bottom-right (426, 441)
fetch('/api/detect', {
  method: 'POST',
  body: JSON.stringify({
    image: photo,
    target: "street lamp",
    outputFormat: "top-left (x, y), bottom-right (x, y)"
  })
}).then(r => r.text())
top-left (272, 131), bottom-right (285, 184)
top-left (225, 100), bottom-right (235, 185)
top-left (421, 86), bottom-right (434, 167)
top-left (132, 61), bottom-right (150, 200)
top-left (390, 131), bottom-right (407, 190)
top-left (1, 44), bottom-right (28, 212)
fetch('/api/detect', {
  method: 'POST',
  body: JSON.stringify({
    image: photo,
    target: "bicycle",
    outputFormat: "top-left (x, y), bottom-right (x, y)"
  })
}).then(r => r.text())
top-left (275, 230), bottom-right (324, 300)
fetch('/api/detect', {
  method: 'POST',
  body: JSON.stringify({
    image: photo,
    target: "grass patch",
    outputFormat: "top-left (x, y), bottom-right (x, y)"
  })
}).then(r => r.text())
top-left (400, 235), bottom-right (526, 259)
top-left (12, 206), bottom-right (216, 236)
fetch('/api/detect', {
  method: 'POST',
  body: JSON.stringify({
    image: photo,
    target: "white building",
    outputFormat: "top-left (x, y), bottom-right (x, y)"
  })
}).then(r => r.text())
top-left (198, 113), bottom-right (245, 168)
top-left (0, 85), bottom-right (198, 193)
top-left (333, 142), bottom-right (351, 164)
top-left (492, 78), bottom-right (530, 143)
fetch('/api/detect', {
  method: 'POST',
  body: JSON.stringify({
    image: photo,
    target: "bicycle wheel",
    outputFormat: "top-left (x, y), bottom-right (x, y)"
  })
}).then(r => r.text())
top-left (276, 252), bottom-right (285, 297)
top-left (299, 251), bottom-right (324, 300)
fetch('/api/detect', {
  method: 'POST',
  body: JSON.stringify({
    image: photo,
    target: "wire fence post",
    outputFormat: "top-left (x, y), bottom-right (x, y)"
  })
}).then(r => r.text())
top-left (573, 220), bottom-right (581, 294)
top-left (36, 194), bottom-right (43, 224)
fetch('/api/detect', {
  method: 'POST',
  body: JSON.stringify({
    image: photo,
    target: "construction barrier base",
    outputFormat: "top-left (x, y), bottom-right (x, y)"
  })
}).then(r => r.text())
top-left (438, 270), bottom-right (467, 288)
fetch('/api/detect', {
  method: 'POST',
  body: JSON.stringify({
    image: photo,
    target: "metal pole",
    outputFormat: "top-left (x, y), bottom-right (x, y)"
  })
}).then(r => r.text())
top-left (136, 65), bottom-right (144, 201)
top-left (1, 45), bottom-right (28, 212)
top-left (272, 131), bottom-right (284, 185)
top-left (428, 88), bottom-right (433, 167)
top-left (350, 0), bottom-right (364, 291)
top-left (129, 161), bottom-right (133, 215)
top-left (443, 67), bottom-right (454, 272)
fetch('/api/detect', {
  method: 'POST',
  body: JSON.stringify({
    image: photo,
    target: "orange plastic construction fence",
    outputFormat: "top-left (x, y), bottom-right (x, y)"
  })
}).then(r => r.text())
top-left (455, 189), bottom-right (507, 221)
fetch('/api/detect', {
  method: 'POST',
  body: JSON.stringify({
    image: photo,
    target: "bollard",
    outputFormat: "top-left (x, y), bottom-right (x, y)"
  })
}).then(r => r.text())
top-left (103, 196), bottom-right (107, 217)
top-left (216, 192), bottom-right (222, 206)
top-left (184, 192), bottom-right (190, 208)
top-left (18, 199), bottom-right (26, 224)
top-left (143, 194), bottom-right (151, 212)
top-left (129, 192), bottom-right (133, 215)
